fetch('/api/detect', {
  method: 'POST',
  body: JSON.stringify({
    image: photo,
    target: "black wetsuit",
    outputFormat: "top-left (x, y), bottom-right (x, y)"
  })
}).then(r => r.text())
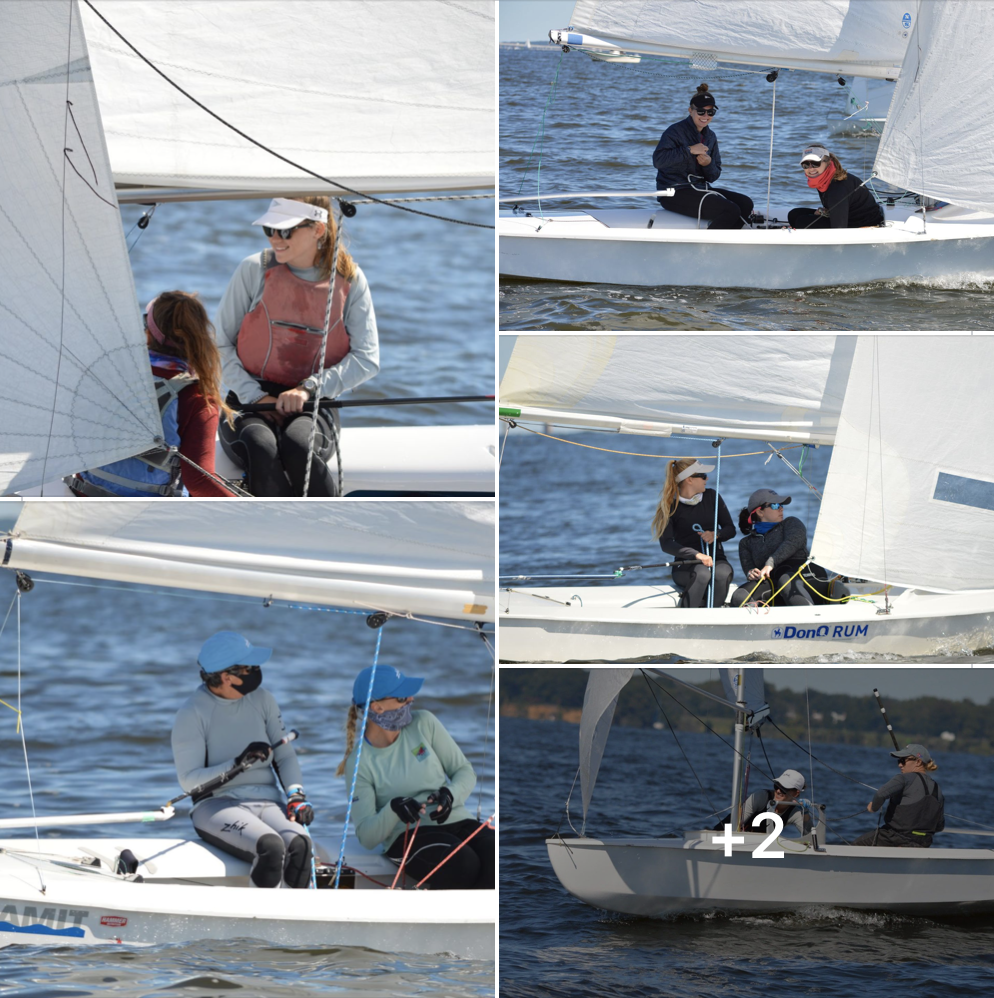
top-left (787, 173), bottom-right (884, 229)
top-left (652, 116), bottom-right (753, 229)
top-left (732, 516), bottom-right (811, 606)
top-left (659, 489), bottom-right (735, 607)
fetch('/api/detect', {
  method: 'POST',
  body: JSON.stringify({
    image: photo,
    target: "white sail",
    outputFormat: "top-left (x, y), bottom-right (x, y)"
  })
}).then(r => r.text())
top-left (718, 669), bottom-right (768, 724)
top-left (566, 0), bottom-right (911, 79)
top-left (0, 0), bottom-right (161, 496)
top-left (811, 337), bottom-right (994, 592)
top-left (79, 0), bottom-right (494, 195)
top-left (3, 501), bottom-right (495, 622)
top-left (579, 668), bottom-right (634, 824)
top-left (873, 1), bottom-right (994, 213)
top-left (500, 335), bottom-right (855, 444)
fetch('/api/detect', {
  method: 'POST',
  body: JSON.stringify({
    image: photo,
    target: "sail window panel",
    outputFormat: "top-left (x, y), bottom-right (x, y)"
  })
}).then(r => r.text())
top-left (932, 473), bottom-right (994, 515)
top-left (569, 0), bottom-right (910, 78)
top-left (812, 337), bottom-right (994, 592)
top-left (79, 0), bottom-right (494, 194)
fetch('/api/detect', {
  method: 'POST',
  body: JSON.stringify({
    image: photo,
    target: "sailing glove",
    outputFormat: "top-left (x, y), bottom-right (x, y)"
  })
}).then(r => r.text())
top-left (427, 786), bottom-right (454, 824)
top-left (390, 796), bottom-right (424, 824)
top-left (287, 791), bottom-right (314, 825)
top-left (235, 741), bottom-right (272, 766)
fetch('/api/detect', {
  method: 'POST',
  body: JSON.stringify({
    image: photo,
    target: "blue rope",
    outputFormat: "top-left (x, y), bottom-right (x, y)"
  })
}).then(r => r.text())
top-left (333, 626), bottom-right (382, 889)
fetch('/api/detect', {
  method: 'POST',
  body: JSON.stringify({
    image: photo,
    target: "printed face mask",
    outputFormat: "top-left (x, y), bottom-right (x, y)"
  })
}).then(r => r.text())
top-left (373, 702), bottom-right (414, 731)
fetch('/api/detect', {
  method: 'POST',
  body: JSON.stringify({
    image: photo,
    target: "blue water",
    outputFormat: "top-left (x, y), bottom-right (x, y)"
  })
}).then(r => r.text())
top-left (121, 192), bottom-right (495, 427)
top-left (0, 570), bottom-right (495, 996)
top-left (499, 48), bottom-right (994, 329)
top-left (500, 711), bottom-right (994, 998)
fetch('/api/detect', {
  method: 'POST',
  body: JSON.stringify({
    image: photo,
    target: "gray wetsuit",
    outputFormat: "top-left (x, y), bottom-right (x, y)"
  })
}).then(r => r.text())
top-left (171, 684), bottom-right (311, 887)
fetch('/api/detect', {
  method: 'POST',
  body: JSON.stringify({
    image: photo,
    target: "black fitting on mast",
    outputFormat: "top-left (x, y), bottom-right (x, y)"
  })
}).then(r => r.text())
top-left (766, 69), bottom-right (779, 83)
top-left (15, 570), bottom-right (33, 594)
top-left (366, 612), bottom-right (389, 629)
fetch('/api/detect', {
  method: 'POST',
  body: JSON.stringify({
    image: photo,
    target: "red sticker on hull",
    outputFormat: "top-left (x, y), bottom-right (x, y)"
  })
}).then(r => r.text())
top-left (100, 915), bottom-right (127, 927)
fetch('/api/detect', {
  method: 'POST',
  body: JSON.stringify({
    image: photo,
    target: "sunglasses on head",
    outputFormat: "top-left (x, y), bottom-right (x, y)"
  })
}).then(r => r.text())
top-left (262, 221), bottom-right (314, 239)
top-left (693, 106), bottom-right (717, 117)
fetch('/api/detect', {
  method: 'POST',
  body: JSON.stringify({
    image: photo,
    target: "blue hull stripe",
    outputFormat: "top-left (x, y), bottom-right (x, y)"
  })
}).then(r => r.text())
top-left (0, 919), bottom-right (86, 938)
top-left (934, 473), bottom-right (994, 512)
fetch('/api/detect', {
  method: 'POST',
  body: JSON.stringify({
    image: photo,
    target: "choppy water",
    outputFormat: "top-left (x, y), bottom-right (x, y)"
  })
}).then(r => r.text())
top-left (497, 426), bottom-right (994, 664)
top-left (500, 712), bottom-right (994, 998)
top-left (0, 571), bottom-right (495, 996)
top-left (498, 48), bottom-right (994, 329)
top-left (121, 192), bottom-right (495, 427)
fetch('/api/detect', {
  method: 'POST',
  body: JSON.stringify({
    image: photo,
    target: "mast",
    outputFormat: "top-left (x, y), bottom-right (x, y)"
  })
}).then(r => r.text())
top-left (728, 667), bottom-right (747, 829)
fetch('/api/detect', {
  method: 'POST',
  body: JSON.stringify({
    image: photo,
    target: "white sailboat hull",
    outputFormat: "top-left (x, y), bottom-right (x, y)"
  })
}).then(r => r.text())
top-left (498, 585), bottom-right (994, 662)
top-left (21, 424), bottom-right (495, 497)
top-left (0, 838), bottom-right (494, 958)
top-left (548, 834), bottom-right (994, 917)
top-left (498, 205), bottom-right (994, 289)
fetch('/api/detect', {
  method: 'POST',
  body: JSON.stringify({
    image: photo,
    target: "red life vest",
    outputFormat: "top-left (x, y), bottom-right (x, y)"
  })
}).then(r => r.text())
top-left (236, 253), bottom-right (351, 388)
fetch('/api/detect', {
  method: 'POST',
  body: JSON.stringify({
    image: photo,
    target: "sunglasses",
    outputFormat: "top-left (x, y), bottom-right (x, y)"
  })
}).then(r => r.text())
top-left (689, 473), bottom-right (708, 480)
top-left (801, 161), bottom-right (826, 169)
top-left (693, 107), bottom-right (717, 117)
top-left (761, 502), bottom-right (785, 511)
top-left (225, 665), bottom-right (261, 677)
top-left (898, 757), bottom-right (918, 765)
top-left (262, 221), bottom-right (314, 239)
top-left (773, 784), bottom-right (798, 795)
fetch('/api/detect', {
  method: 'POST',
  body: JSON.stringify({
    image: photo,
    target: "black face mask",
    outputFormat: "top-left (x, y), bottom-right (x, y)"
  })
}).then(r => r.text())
top-left (229, 668), bottom-right (262, 695)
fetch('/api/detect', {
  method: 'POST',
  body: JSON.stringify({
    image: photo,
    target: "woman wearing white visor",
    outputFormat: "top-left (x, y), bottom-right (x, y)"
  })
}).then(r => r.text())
top-left (651, 458), bottom-right (735, 608)
top-left (215, 196), bottom-right (379, 496)
top-left (787, 145), bottom-right (884, 230)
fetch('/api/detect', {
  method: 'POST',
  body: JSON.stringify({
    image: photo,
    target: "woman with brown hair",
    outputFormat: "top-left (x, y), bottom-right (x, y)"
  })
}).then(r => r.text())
top-left (70, 291), bottom-right (236, 497)
top-left (215, 195), bottom-right (380, 496)
top-left (651, 457), bottom-right (735, 608)
top-left (787, 145), bottom-right (884, 229)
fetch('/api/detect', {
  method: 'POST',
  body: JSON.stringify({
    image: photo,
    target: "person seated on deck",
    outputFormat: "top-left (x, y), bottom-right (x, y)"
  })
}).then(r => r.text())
top-left (171, 631), bottom-right (315, 888)
top-left (68, 292), bottom-right (236, 497)
top-left (215, 196), bottom-right (379, 497)
top-left (787, 145), bottom-right (885, 230)
top-left (652, 458), bottom-right (735, 608)
top-left (730, 488), bottom-right (850, 607)
top-left (853, 744), bottom-right (944, 848)
top-left (336, 665), bottom-right (494, 890)
top-left (730, 769), bottom-right (812, 836)
top-left (651, 82), bottom-right (755, 230)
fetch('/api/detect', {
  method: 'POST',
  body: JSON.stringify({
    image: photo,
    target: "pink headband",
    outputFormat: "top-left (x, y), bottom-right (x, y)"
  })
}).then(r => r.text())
top-left (145, 296), bottom-right (180, 347)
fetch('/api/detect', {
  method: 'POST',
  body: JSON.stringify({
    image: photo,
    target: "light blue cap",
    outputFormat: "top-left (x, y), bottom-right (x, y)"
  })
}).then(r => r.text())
top-left (352, 665), bottom-right (423, 706)
top-left (198, 631), bottom-right (272, 673)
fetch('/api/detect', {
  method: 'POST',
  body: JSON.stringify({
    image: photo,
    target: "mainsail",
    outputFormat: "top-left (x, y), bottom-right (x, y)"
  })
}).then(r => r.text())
top-left (564, 0), bottom-right (911, 79)
top-left (811, 337), bottom-right (994, 592)
top-left (80, 0), bottom-right (495, 195)
top-left (873, 1), bottom-right (994, 213)
top-left (500, 335), bottom-right (856, 444)
top-left (0, 0), bottom-right (161, 496)
top-left (3, 501), bottom-right (495, 622)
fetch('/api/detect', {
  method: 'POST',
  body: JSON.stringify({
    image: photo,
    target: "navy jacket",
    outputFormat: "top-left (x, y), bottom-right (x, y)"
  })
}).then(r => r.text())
top-left (653, 116), bottom-right (722, 190)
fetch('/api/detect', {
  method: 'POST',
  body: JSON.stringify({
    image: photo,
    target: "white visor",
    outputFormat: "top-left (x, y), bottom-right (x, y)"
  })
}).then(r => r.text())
top-left (675, 460), bottom-right (715, 483)
top-left (252, 197), bottom-right (328, 228)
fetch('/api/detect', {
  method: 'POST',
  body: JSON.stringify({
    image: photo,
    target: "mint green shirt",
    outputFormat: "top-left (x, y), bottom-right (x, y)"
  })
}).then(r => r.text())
top-left (343, 710), bottom-right (476, 851)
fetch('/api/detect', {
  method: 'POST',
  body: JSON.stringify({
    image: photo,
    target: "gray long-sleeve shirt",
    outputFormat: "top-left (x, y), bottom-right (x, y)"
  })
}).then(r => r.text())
top-left (871, 772), bottom-right (945, 831)
top-left (171, 684), bottom-right (304, 810)
top-left (215, 253), bottom-right (380, 403)
top-left (740, 789), bottom-right (809, 835)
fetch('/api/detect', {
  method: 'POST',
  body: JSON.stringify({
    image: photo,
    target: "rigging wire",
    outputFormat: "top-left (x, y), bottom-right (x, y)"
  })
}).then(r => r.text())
top-left (81, 1), bottom-right (493, 231)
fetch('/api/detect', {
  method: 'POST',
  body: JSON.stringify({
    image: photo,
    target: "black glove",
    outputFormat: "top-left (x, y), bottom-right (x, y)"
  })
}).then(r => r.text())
top-left (235, 741), bottom-right (272, 767)
top-left (287, 792), bottom-right (314, 826)
top-left (390, 796), bottom-right (424, 824)
top-left (427, 786), bottom-right (454, 824)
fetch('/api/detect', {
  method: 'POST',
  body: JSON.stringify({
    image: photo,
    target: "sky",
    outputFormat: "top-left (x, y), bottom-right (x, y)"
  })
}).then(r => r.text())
top-left (500, 0), bottom-right (576, 42)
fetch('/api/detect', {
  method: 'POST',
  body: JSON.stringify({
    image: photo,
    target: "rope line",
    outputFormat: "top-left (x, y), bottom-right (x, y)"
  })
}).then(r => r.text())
top-left (81, 1), bottom-right (493, 230)
top-left (415, 815), bottom-right (494, 888)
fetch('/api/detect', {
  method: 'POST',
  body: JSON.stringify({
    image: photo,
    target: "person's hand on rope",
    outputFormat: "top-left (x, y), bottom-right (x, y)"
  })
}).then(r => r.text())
top-left (695, 552), bottom-right (714, 568)
top-left (390, 797), bottom-right (424, 824)
top-left (287, 790), bottom-right (315, 825)
top-left (235, 741), bottom-right (272, 766)
top-left (697, 529), bottom-right (715, 544)
top-left (747, 565), bottom-right (773, 582)
top-left (426, 787), bottom-right (454, 824)
top-left (276, 387), bottom-right (310, 416)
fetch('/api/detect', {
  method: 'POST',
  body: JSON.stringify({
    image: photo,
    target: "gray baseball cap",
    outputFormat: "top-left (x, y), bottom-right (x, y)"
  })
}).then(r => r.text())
top-left (747, 488), bottom-right (791, 512)
top-left (890, 743), bottom-right (933, 764)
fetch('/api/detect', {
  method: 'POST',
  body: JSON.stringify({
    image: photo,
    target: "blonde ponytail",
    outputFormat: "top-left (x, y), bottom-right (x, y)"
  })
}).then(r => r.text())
top-left (335, 703), bottom-right (360, 777)
top-left (651, 458), bottom-right (697, 540)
